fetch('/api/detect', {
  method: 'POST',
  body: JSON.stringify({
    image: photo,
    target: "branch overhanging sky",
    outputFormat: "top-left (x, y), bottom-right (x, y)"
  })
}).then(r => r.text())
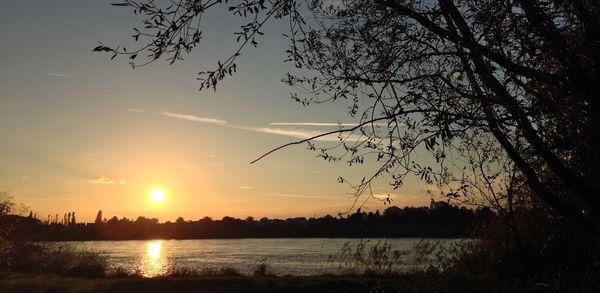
top-left (0, 0), bottom-right (429, 222)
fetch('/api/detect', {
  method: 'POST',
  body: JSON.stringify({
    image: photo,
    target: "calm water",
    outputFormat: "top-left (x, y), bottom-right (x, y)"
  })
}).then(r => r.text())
top-left (48, 238), bottom-right (458, 276)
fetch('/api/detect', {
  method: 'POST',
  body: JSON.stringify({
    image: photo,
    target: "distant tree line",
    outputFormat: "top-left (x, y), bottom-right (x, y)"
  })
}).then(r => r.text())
top-left (4, 201), bottom-right (493, 241)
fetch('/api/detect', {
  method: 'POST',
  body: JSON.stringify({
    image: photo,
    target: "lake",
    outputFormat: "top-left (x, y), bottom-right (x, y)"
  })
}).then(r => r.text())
top-left (47, 238), bottom-right (460, 276)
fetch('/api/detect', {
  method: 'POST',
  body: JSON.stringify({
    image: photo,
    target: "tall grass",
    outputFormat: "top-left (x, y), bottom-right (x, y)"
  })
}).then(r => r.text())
top-left (4, 242), bottom-right (108, 277)
top-left (329, 239), bottom-right (448, 275)
top-left (252, 258), bottom-right (271, 276)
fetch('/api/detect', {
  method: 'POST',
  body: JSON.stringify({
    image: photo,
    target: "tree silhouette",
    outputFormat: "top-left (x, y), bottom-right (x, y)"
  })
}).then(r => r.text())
top-left (0, 192), bottom-right (14, 267)
top-left (100, 0), bottom-right (600, 239)
top-left (95, 210), bottom-right (103, 225)
top-left (0, 192), bottom-right (14, 216)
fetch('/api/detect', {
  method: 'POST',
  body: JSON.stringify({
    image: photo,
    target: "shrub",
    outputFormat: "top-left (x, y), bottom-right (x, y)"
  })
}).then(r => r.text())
top-left (197, 266), bottom-right (242, 277)
top-left (330, 240), bottom-right (446, 276)
top-left (252, 259), bottom-right (271, 277)
top-left (163, 267), bottom-right (200, 277)
top-left (219, 267), bottom-right (242, 276)
top-left (6, 242), bottom-right (108, 278)
top-left (433, 207), bottom-right (600, 292)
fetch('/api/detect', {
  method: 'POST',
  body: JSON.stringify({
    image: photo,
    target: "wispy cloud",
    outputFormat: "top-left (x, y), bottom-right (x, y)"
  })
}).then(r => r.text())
top-left (245, 127), bottom-right (326, 140)
top-left (30, 197), bottom-right (86, 202)
top-left (125, 109), bottom-right (226, 124)
top-left (266, 192), bottom-right (339, 200)
top-left (372, 193), bottom-right (394, 200)
top-left (124, 108), bottom-right (145, 113)
top-left (237, 126), bottom-right (362, 142)
top-left (237, 185), bottom-right (254, 190)
top-left (125, 108), bottom-right (364, 142)
top-left (270, 122), bottom-right (359, 127)
top-left (89, 177), bottom-right (126, 185)
top-left (161, 111), bottom-right (227, 124)
top-left (45, 72), bottom-right (82, 78)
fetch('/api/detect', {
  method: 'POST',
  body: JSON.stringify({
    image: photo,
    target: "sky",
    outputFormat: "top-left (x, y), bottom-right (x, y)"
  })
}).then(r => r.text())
top-left (0, 0), bottom-right (431, 222)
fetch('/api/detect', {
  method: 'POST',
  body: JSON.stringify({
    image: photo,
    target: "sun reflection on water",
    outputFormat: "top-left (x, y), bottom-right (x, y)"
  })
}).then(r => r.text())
top-left (147, 241), bottom-right (161, 260)
top-left (142, 241), bottom-right (166, 277)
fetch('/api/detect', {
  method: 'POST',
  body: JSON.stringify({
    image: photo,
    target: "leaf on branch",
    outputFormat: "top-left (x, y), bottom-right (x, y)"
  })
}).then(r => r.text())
top-left (93, 45), bottom-right (112, 52)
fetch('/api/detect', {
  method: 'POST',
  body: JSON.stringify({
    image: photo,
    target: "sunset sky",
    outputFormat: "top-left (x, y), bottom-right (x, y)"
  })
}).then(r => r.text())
top-left (0, 0), bottom-right (430, 222)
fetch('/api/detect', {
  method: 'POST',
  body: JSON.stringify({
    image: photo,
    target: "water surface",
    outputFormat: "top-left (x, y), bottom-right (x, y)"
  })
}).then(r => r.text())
top-left (50, 238), bottom-right (458, 276)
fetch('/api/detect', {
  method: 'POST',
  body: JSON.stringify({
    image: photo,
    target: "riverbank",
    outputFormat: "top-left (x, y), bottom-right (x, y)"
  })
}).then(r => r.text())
top-left (0, 239), bottom-right (574, 293)
top-left (0, 273), bottom-right (443, 293)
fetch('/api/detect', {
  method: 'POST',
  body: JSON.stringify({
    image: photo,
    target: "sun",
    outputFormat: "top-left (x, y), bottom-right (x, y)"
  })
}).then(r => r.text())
top-left (149, 188), bottom-right (165, 203)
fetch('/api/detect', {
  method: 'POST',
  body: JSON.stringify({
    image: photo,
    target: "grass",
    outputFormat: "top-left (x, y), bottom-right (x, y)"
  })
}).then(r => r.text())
top-left (0, 240), bottom-right (456, 292)
top-left (5, 242), bottom-right (108, 278)
top-left (2, 236), bottom-right (594, 292)
top-left (0, 272), bottom-right (446, 293)
top-left (329, 239), bottom-right (448, 275)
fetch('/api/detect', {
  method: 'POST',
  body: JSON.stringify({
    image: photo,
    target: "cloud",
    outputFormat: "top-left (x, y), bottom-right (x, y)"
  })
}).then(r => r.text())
top-left (246, 127), bottom-right (325, 139)
top-left (161, 111), bottom-right (227, 124)
top-left (22, 175), bottom-right (30, 180)
top-left (30, 197), bottom-right (86, 202)
top-left (45, 72), bottom-right (82, 78)
top-left (89, 177), bottom-right (126, 185)
top-left (89, 177), bottom-right (115, 184)
top-left (372, 193), bottom-right (394, 200)
top-left (124, 108), bottom-right (145, 113)
top-left (125, 109), bottom-right (227, 124)
top-left (125, 108), bottom-right (364, 142)
top-left (266, 192), bottom-right (339, 200)
top-left (270, 122), bottom-right (359, 127)
top-left (238, 126), bottom-right (363, 142)
top-left (237, 185), bottom-right (254, 190)
top-left (368, 192), bottom-right (431, 207)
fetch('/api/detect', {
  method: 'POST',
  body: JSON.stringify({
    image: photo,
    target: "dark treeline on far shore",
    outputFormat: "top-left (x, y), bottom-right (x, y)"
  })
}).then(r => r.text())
top-left (4, 200), bottom-right (494, 241)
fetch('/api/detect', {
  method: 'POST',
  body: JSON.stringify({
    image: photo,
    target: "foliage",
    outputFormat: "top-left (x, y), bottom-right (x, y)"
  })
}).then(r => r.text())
top-left (10, 204), bottom-right (490, 241)
top-left (329, 239), bottom-right (446, 275)
top-left (252, 258), bottom-right (272, 277)
top-left (2, 243), bottom-right (108, 278)
top-left (89, 1), bottom-right (600, 288)
top-left (429, 204), bottom-right (600, 292)
top-left (0, 193), bottom-right (17, 268)
top-left (106, 263), bottom-right (265, 278)
top-left (0, 273), bottom-right (452, 293)
top-left (99, 0), bottom-right (600, 243)
top-left (0, 192), bottom-right (15, 216)
top-left (1, 193), bottom-right (107, 277)
top-left (95, 210), bottom-right (103, 224)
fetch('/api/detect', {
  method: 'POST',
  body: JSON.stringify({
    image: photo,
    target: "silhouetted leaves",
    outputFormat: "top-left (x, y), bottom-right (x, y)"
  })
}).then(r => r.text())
top-left (92, 45), bottom-right (112, 52)
top-left (99, 0), bottom-right (600, 238)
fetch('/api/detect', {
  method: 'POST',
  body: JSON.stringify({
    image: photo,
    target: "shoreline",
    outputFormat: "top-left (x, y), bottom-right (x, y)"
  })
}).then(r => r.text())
top-left (0, 273), bottom-right (440, 293)
top-left (27, 235), bottom-right (471, 242)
